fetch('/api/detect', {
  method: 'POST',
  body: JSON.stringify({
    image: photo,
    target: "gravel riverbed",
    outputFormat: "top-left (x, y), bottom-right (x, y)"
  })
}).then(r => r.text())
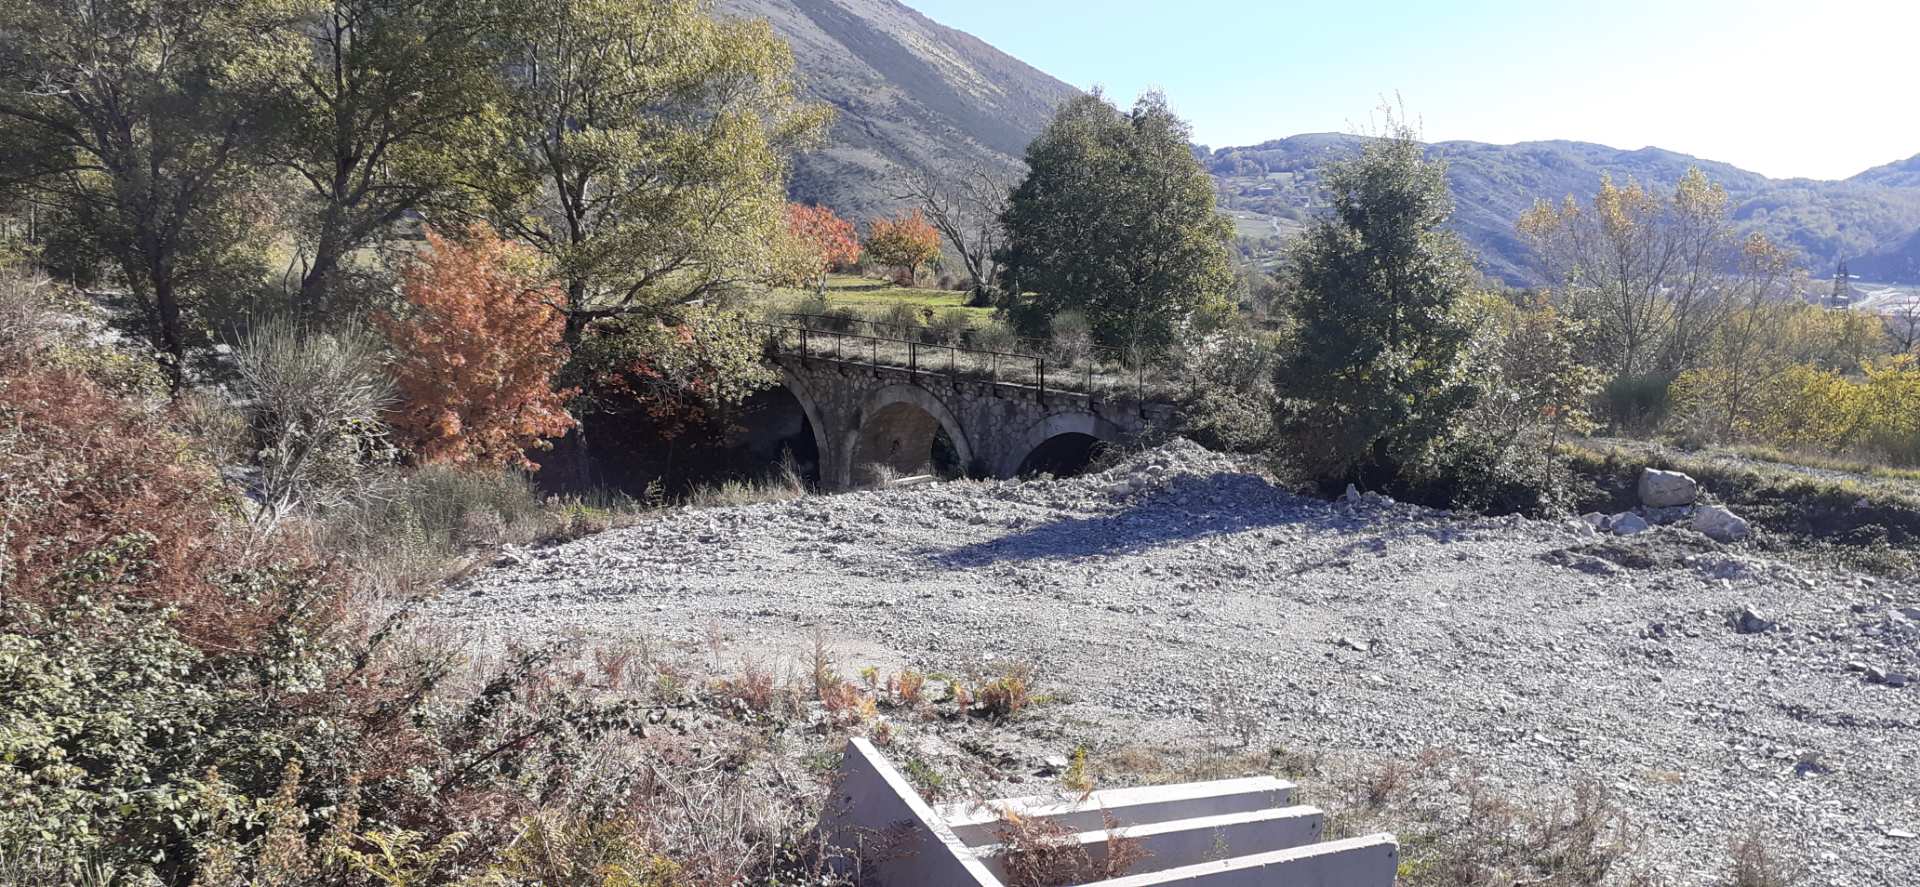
top-left (431, 441), bottom-right (1920, 886)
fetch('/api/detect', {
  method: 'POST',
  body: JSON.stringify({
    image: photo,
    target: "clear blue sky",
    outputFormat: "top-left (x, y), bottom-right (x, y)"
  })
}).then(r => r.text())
top-left (902, 0), bottom-right (1919, 181)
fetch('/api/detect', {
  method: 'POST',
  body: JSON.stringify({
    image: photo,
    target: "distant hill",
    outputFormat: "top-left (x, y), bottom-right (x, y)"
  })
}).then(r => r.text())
top-left (1211, 136), bottom-right (1920, 285)
top-left (719, 2), bottom-right (1920, 286)
top-left (716, 0), bottom-right (1078, 224)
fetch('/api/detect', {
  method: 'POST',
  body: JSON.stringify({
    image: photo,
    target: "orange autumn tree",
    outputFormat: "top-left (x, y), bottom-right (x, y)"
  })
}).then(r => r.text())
top-left (782, 203), bottom-right (861, 295)
top-left (383, 225), bottom-right (576, 469)
top-left (864, 210), bottom-right (941, 285)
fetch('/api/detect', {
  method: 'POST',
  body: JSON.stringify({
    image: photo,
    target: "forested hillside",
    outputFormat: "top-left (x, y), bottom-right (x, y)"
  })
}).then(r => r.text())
top-left (1212, 135), bottom-right (1920, 284)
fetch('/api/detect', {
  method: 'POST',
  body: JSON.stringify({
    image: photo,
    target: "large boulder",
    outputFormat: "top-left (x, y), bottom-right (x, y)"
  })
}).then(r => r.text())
top-left (1638, 468), bottom-right (1699, 508)
top-left (1692, 505), bottom-right (1751, 543)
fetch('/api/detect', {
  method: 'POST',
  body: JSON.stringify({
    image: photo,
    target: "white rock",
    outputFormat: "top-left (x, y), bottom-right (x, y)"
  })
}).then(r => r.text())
top-left (1609, 512), bottom-right (1651, 535)
top-left (1638, 468), bottom-right (1700, 508)
top-left (1692, 505), bottom-right (1751, 543)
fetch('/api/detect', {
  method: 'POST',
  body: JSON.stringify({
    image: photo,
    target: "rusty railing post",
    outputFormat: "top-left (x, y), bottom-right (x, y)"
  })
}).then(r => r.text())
top-left (1037, 357), bottom-right (1046, 402)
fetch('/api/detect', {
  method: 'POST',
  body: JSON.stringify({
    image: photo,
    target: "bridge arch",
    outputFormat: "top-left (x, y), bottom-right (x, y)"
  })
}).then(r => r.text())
top-left (774, 368), bottom-right (833, 475)
top-left (844, 384), bottom-right (975, 486)
top-left (1001, 411), bottom-right (1124, 478)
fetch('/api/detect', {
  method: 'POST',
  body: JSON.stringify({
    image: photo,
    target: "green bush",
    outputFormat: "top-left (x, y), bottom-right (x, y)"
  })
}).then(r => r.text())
top-left (876, 302), bottom-right (924, 337)
top-left (1601, 374), bottom-right (1672, 434)
top-left (1176, 329), bottom-right (1276, 453)
top-left (0, 536), bottom-right (354, 882)
top-left (969, 319), bottom-right (1023, 355)
top-left (926, 308), bottom-right (973, 345)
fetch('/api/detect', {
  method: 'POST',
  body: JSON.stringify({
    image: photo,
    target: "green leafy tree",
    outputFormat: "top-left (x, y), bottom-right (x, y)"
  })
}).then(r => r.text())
top-left (998, 91), bottom-right (1234, 359)
top-left (481, 0), bottom-right (830, 344)
top-left (0, 0), bottom-right (266, 390)
top-left (474, 0), bottom-right (827, 482)
top-left (1276, 118), bottom-right (1477, 481)
top-left (238, 0), bottom-right (512, 314)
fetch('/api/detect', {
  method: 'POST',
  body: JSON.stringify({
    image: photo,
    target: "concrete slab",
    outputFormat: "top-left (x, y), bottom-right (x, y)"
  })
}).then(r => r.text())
top-left (936, 777), bottom-right (1297, 845)
top-left (1088, 833), bottom-right (1401, 887)
top-left (819, 738), bottom-right (999, 887)
top-left (972, 805), bottom-right (1327, 881)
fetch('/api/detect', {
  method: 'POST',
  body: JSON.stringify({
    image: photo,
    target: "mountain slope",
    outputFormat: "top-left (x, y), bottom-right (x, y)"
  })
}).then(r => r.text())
top-left (717, 0), bottom-right (1077, 224)
top-left (1212, 136), bottom-right (1920, 284)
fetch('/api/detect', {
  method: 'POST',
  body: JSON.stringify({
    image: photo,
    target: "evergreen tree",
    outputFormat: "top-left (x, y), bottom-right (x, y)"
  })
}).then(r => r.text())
top-left (998, 91), bottom-right (1233, 359)
top-left (1277, 120), bottom-right (1477, 481)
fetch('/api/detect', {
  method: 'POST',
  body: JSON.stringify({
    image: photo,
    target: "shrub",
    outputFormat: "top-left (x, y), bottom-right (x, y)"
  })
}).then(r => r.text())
top-left (1728, 828), bottom-right (1806, 887)
top-left (0, 364), bottom-right (243, 639)
top-left (383, 224), bottom-right (577, 470)
top-left (1671, 356), bottom-right (1920, 467)
top-left (878, 301), bottom-right (925, 337)
top-left (0, 266), bottom-right (53, 363)
top-left (1601, 374), bottom-right (1672, 434)
top-left (927, 308), bottom-right (973, 345)
top-left (970, 319), bottom-right (1023, 355)
top-left (1049, 310), bottom-right (1094, 366)
top-left (1176, 327), bottom-right (1277, 452)
top-left (232, 318), bottom-right (395, 524)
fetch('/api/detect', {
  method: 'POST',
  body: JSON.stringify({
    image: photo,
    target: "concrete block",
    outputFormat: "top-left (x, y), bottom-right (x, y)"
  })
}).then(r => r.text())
top-left (972, 806), bottom-right (1327, 881)
top-left (819, 738), bottom-right (998, 887)
top-left (1088, 833), bottom-right (1401, 887)
top-left (937, 777), bottom-right (1295, 845)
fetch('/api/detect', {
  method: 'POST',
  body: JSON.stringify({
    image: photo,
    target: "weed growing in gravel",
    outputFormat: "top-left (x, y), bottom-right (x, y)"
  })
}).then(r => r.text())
top-left (892, 669), bottom-right (927, 708)
top-left (1331, 752), bottom-right (1642, 887)
top-left (1061, 747), bottom-right (1094, 794)
top-left (977, 661), bottom-right (1036, 718)
top-left (901, 755), bottom-right (948, 801)
top-left (1728, 828), bottom-right (1808, 887)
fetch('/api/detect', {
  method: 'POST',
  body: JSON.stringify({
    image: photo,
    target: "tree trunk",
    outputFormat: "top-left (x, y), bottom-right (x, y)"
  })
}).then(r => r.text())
top-left (153, 274), bottom-right (186, 394)
top-left (298, 234), bottom-right (345, 317)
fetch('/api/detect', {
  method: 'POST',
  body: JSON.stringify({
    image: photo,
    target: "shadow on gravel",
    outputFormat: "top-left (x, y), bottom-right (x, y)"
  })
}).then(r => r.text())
top-left (928, 473), bottom-right (1347, 566)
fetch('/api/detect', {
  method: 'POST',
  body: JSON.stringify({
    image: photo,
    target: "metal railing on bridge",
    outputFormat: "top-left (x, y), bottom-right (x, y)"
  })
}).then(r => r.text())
top-left (749, 313), bottom-right (1159, 403)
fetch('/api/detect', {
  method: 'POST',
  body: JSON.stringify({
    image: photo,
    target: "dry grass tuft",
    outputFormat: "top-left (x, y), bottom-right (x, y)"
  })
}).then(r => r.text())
top-left (1728, 828), bottom-right (1808, 887)
top-left (994, 810), bottom-right (1149, 887)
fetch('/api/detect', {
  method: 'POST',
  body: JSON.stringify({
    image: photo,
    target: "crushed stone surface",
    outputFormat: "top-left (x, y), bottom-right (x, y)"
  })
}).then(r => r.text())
top-left (431, 440), bottom-right (1920, 886)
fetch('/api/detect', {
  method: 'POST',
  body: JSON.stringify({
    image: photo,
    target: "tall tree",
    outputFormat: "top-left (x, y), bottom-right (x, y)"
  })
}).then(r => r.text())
top-left (863, 210), bottom-right (940, 286)
top-left (778, 202), bottom-right (859, 295)
top-left (482, 0), bottom-right (829, 345)
top-left (240, 0), bottom-right (511, 314)
top-left (1518, 168), bottom-right (1784, 380)
top-left (0, 0), bottom-right (264, 390)
top-left (998, 91), bottom-right (1234, 359)
top-left (898, 163), bottom-right (1012, 305)
top-left (382, 224), bottom-right (575, 469)
top-left (1276, 119), bottom-right (1477, 480)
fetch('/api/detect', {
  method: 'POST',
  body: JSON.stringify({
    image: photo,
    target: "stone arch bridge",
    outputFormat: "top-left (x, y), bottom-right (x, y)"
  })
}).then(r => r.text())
top-left (761, 324), bottom-right (1174, 489)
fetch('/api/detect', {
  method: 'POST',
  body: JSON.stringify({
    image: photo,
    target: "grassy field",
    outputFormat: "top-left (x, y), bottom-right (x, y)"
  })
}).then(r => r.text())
top-left (764, 274), bottom-right (995, 327)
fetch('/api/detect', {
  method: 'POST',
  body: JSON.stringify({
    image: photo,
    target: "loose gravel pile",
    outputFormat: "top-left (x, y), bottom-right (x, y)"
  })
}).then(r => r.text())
top-left (433, 440), bottom-right (1919, 885)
